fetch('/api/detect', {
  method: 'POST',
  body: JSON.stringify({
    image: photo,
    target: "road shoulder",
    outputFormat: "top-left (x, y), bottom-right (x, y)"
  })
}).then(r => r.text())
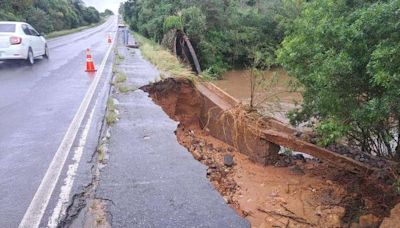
top-left (90, 30), bottom-right (249, 227)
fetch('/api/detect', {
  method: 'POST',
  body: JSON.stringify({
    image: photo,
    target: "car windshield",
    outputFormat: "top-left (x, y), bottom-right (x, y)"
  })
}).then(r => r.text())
top-left (0, 24), bottom-right (16, 33)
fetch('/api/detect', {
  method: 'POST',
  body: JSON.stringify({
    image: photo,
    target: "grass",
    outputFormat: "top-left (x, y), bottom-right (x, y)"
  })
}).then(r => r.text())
top-left (106, 98), bottom-right (118, 126)
top-left (116, 84), bottom-right (136, 93)
top-left (97, 144), bottom-right (106, 163)
top-left (115, 53), bottom-right (125, 65)
top-left (112, 70), bottom-right (135, 93)
top-left (134, 33), bottom-right (196, 79)
top-left (112, 64), bottom-right (119, 74)
top-left (112, 63), bottom-right (136, 93)
top-left (107, 97), bottom-right (116, 112)
top-left (115, 71), bottom-right (127, 83)
top-left (112, 49), bottom-right (136, 93)
top-left (106, 111), bottom-right (118, 126)
top-left (46, 19), bottom-right (106, 39)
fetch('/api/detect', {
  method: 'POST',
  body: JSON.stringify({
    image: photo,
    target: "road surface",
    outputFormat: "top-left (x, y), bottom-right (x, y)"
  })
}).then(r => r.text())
top-left (0, 16), bottom-right (117, 227)
top-left (89, 32), bottom-right (249, 227)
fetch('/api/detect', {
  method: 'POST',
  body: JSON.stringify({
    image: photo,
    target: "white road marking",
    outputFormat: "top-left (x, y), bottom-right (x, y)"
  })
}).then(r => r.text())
top-left (18, 26), bottom-right (117, 228)
top-left (47, 105), bottom-right (95, 228)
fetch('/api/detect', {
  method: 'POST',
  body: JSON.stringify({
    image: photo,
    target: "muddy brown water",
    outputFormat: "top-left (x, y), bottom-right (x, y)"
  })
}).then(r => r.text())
top-left (213, 68), bottom-right (302, 105)
top-left (213, 68), bottom-right (302, 124)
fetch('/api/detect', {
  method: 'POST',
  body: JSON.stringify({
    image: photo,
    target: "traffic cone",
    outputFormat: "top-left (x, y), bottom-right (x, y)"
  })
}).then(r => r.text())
top-left (85, 48), bottom-right (96, 72)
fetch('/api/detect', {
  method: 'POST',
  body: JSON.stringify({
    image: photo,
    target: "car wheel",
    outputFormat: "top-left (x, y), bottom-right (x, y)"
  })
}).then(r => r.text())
top-left (27, 48), bottom-right (34, 65)
top-left (43, 45), bottom-right (49, 59)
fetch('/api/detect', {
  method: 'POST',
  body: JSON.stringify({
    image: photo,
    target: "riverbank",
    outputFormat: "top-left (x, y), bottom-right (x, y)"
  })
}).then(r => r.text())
top-left (131, 31), bottom-right (400, 227)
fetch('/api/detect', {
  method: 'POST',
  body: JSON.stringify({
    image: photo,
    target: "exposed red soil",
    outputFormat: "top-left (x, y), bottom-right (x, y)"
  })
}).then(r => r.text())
top-left (141, 78), bottom-right (400, 227)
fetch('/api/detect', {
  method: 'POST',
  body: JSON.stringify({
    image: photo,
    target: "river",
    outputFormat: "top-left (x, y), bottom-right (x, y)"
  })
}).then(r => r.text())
top-left (213, 68), bottom-right (302, 123)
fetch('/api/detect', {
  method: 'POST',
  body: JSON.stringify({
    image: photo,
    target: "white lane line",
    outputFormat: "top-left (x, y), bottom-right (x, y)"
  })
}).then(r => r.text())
top-left (47, 105), bottom-right (96, 228)
top-left (18, 27), bottom-right (117, 228)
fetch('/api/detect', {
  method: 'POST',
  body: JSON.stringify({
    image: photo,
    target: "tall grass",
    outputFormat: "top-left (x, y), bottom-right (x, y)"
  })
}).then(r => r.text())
top-left (134, 33), bottom-right (196, 79)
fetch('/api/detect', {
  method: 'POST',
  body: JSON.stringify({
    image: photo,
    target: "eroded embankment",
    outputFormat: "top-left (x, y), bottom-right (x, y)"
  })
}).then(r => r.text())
top-left (141, 78), bottom-right (400, 227)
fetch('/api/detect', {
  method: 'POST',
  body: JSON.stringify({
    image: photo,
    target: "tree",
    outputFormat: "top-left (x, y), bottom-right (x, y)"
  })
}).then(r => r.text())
top-left (121, 0), bottom-right (287, 78)
top-left (0, 0), bottom-right (102, 33)
top-left (26, 7), bottom-right (53, 33)
top-left (101, 9), bottom-right (114, 17)
top-left (278, 0), bottom-right (400, 158)
top-left (82, 6), bottom-right (100, 24)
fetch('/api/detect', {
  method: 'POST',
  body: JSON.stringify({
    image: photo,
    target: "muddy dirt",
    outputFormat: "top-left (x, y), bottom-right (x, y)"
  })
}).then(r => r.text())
top-left (141, 78), bottom-right (400, 228)
top-left (177, 126), bottom-right (347, 227)
top-left (214, 69), bottom-right (396, 172)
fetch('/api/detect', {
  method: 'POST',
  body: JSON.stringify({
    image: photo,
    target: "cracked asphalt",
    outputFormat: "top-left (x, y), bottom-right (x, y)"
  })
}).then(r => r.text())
top-left (93, 32), bottom-right (250, 227)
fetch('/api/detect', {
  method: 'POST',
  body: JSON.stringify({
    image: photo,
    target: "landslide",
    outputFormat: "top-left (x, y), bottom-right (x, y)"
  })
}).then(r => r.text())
top-left (141, 78), bottom-right (400, 227)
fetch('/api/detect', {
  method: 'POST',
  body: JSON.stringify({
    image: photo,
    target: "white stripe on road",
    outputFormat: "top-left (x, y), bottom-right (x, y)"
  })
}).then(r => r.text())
top-left (47, 105), bottom-right (96, 228)
top-left (18, 29), bottom-right (116, 228)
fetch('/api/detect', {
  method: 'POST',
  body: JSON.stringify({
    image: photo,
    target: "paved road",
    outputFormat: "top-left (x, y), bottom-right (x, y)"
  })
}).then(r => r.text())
top-left (90, 31), bottom-right (249, 227)
top-left (0, 17), bottom-right (117, 227)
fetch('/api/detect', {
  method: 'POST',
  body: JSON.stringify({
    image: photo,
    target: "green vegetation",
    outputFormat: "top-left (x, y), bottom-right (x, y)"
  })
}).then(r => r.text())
top-left (116, 84), bottom-right (136, 94)
top-left (279, 0), bottom-right (400, 158)
top-left (135, 33), bottom-right (195, 79)
top-left (100, 9), bottom-right (114, 18)
top-left (115, 53), bottom-right (125, 65)
top-left (123, 0), bottom-right (400, 159)
top-left (97, 143), bottom-right (106, 163)
top-left (121, 0), bottom-right (296, 78)
top-left (112, 58), bottom-right (136, 94)
top-left (0, 0), bottom-right (112, 35)
top-left (106, 98), bottom-right (118, 126)
top-left (107, 97), bottom-right (116, 113)
top-left (115, 71), bottom-right (127, 84)
top-left (46, 19), bottom-right (104, 39)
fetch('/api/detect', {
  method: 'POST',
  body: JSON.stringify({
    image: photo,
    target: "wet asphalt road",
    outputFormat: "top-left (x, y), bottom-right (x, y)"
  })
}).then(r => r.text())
top-left (90, 31), bottom-right (249, 227)
top-left (0, 17), bottom-right (116, 227)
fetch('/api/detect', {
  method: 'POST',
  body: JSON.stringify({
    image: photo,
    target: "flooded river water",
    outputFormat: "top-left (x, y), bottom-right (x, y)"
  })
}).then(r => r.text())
top-left (213, 68), bottom-right (302, 123)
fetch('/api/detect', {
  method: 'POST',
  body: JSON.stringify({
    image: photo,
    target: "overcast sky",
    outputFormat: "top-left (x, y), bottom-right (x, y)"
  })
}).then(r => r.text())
top-left (84, 0), bottom-right (124, 14)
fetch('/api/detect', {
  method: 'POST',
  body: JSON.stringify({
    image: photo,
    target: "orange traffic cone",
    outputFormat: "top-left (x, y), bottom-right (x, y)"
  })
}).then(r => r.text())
top-left (107, 34), bottom-right (112, 44)
top-left (85, 48), bottom-right (96, 72)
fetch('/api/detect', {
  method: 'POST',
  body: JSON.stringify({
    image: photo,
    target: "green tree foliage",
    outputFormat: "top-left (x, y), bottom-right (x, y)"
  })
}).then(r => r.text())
top-left (164, 15), bottom-right (183, 32)
top-left (0, 0), bottom-right (102, 33)
top-left (121, 0), bottom-right (288, 78)
top-left (101, 9), bottom-right (114, 17)
top-left (278, 0), bottom-right (400, 158)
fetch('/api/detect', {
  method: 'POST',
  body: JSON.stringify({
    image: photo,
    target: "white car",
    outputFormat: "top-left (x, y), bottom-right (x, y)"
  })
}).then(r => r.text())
top-left (0, 21), bottom-right (49, 65)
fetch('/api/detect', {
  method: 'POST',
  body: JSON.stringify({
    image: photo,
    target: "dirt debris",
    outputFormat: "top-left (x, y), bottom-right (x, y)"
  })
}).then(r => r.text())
top-left (177, 124), bottom-right (350, 227)
top-left (85, 199), bottom-right (112, 228)
top-left (380, 203), bottom-right (400, 228)
top-left (142, 78), bottom-right (400, 228)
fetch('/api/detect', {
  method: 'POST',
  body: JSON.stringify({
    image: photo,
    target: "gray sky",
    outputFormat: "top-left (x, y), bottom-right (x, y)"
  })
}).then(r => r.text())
top-left (84, 0), bottom-right (124, 14)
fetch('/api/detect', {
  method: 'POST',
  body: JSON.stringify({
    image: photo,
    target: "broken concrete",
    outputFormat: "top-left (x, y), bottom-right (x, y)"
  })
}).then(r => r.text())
top-left (143, 78), bottom-right (374, 174)
top-left (93, 31), bottom-right (249, 227)
top-left (142, 79), bottom-right (281, 166)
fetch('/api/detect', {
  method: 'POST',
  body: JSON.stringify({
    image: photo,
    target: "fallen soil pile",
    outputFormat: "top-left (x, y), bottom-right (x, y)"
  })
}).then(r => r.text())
top-left (141, 78), bottom-right (400, 227)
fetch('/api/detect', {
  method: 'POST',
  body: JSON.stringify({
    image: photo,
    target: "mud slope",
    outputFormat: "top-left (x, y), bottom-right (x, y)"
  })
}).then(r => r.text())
top-left (141, 78), bottom-right (400, 227)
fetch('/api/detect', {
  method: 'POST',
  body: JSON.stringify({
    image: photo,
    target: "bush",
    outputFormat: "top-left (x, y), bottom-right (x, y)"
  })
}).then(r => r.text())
top-left (121, 0), bottom-right (287, 77)
top-left (278, 0), bottom-right (400, 157)
top-left (0, 0), bottom-right (101, 33)
top-left (164, 15), bottom-right (183, 32)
